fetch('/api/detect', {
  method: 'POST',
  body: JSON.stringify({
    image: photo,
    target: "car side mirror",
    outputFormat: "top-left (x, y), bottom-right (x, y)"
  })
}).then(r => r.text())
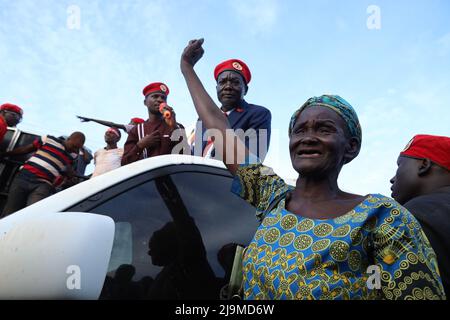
top-left (0, 212), bottom-right (115, 299)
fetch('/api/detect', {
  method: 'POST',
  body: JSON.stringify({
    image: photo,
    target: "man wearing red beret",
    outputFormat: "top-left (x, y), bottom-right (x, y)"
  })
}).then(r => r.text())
top-left (0, 103), bottom-right (23, 143)
top-left (390, 134), bottom-right (450, 294)
top-left (190, 58), bottom-right (271, 160)
top-left (121, 82), bottom-right (185, 165)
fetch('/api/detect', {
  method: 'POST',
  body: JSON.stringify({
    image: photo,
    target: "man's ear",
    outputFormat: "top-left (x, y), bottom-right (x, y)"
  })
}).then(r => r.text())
top-left (343, 137), bottom-right (361, 164)
top-left (244, 84), bottom-right (248, 96)
top-left (418, 158), bottom-right (432, 176)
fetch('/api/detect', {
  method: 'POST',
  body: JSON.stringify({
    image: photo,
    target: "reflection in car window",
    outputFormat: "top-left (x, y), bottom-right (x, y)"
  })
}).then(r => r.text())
top-left (108, 222), bottom-right (132, 272)
top-left (90, 169), bottom-right (258, 300)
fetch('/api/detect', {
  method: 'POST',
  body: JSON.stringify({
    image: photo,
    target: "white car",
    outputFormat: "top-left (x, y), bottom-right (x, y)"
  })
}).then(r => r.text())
top-left (0, 155), bottom-right (260, 300)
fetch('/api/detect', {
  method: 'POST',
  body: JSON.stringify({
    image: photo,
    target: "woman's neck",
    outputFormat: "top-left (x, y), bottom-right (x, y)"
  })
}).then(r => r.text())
top-left (294, 173), bottom-right (342, 201)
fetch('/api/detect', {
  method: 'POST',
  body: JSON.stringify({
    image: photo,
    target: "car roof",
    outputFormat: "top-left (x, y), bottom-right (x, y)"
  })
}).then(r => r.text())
top-left (9, 155), bottom-right (228, 218)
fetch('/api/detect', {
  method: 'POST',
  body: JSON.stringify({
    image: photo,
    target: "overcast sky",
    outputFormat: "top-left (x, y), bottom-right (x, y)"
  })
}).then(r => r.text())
top-left (1, 0), bottom-right (449, 196)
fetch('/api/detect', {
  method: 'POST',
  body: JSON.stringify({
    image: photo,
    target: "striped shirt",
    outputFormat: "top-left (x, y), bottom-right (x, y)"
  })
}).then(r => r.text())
top-left (22, 135), bottom-right (76, 184)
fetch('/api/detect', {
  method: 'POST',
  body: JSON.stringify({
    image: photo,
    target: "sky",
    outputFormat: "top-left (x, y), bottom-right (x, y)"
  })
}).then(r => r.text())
top-left (1, 0), bottom-right (449, 196)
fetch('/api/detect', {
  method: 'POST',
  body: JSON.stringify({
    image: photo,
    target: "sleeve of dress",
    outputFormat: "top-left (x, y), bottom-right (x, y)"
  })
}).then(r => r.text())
top-left (371, 198), bottom-right (446, 300)
top-left (231, 160), bottom-right (291, 222)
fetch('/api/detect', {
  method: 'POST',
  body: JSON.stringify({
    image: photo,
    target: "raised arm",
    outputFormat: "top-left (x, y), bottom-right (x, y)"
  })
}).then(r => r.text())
top-left (180, 39), bottom-right (247, 175)
top-left (77, 116), bottom-right (127, 131)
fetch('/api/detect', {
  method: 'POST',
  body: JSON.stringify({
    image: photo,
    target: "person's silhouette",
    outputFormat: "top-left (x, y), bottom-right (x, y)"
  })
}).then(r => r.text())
top-left (145, 176), bottom-right (218, 299)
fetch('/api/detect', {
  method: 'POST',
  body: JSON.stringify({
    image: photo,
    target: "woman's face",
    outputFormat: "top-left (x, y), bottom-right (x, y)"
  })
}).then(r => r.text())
top-left (289, 106), bottom-right (351, 177)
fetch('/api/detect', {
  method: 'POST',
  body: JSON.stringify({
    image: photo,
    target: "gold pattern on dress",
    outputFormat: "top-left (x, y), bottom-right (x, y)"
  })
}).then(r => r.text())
top-left (262, 212), bottom-right (282, 227)
top-left (280, 214), bottom-right (298, 230)
top-left (331, 224), bottom-right (351, 237)
top-left (279, 232), bottom-right (295, 247)
top-left (236, 165), bottom-right (445, 300)
top-left (350, 227), bottom-right (363, 245)
top-left (330, 240), bottom-right (350, 262)
top-left (312, 239), bottom-right (331, 252)
top-left (334, 211), bottom-right (354, 224)
top-left (254, 229), bottom-right (266, 240)
top-left (296, 219), bottom-right (314, 232)
top-left (348, 250), bottom-right (362, 271)
top-left (263, 227), bottom-right (281, 244)
top-left (313, 223), bottom-right (334, 237)
top-left (351, 212), bottom-right (368, 223)
top-left (294, 234), bottom-right (313, 251)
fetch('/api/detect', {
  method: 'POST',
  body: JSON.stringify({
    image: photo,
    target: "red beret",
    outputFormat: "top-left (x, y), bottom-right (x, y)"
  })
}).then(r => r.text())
top-left (214, 59), bottom-right (251, 84)
top-left (142, 82), bottom-right (169, 97)
top-left (106, 127), bottom-right (121, 138)
top-left (131, 117), bottom-right (145, 124)
top-left (401, 134), bottom-right (450, 171)
top-left (1, 103), bottom-right (23, 116)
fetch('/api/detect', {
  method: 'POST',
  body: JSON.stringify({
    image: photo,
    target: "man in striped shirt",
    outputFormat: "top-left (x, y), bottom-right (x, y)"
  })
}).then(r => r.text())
top-left (0, 132), bottom-right (85, 218)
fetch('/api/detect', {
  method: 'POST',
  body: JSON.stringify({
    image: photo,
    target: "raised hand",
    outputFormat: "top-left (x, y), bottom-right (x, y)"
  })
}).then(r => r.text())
top-left (181, 38), bottom-right (205, 69)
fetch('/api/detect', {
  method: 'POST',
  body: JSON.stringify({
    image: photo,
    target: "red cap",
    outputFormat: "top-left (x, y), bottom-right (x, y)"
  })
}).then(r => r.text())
top-left (106, 127), bottom-right (121, 138)
top-left (142, 82), bottom-right (169, 97)
top-left (1, 103), bottom-right (23, 116)
top-left (401, 134), bottom-right (450, 171)
top-left (131, 117), bottom-right (145, 124)
top-left (214, 59), bottom-right (251, 84)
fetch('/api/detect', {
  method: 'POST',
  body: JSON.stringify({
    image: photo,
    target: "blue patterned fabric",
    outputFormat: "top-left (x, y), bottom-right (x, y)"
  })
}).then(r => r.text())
top-left (231, 163), bottom-right (445, 300)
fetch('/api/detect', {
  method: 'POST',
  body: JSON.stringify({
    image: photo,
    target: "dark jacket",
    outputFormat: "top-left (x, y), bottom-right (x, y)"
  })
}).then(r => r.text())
top-left (404, 186), bottom-right (450, 296)
top-left (191, 100), bottom-right (271, 161)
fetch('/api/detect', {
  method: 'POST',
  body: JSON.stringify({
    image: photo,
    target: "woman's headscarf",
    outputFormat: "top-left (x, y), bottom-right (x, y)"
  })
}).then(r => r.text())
top-left (288, 95), bottom-right (362, 145)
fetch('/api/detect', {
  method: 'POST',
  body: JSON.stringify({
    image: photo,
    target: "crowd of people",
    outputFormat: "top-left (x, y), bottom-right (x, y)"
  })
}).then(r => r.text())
top-left (0, 37), bottom-right (449, 300)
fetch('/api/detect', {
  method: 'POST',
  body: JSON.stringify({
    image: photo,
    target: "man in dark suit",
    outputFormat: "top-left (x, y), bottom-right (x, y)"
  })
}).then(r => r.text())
top-left (190, 59), bottom-right (271, 161)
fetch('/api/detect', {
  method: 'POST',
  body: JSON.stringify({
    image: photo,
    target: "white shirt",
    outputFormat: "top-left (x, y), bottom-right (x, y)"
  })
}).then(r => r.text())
top-left (91, 147), bottom-right (124, 178)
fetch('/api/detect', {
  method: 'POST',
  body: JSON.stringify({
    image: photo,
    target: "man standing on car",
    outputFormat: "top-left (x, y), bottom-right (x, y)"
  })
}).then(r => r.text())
top-left (0, 132), bottom-right (85, 218)
top-left (0, 103), bottom-right (23, 143)
top-left (121, 82), bottom-right (186, 165)
top-left (91, 127), bottom-right (124, 178)
top-left (190, 59), bottom-right (271, 161)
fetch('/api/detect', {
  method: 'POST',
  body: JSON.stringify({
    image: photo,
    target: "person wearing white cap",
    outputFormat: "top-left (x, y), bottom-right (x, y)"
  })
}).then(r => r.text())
top-left (91, 127), bottom-right (124, 178)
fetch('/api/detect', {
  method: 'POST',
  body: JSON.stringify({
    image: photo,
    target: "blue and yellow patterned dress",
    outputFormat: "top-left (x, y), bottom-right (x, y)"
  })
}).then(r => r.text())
top-left (231, 163), bottom-right (446, 300)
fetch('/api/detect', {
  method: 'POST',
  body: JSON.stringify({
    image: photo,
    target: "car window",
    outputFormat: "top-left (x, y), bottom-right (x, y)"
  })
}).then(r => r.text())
top-left (89, 169), bottom-right (258, 300)
top-left (108, 222), bottom-right (133, 272)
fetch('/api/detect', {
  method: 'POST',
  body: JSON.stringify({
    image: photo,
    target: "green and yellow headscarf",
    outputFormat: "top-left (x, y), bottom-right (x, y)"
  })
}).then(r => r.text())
top-left (289, 95), bottom-right (362, 145)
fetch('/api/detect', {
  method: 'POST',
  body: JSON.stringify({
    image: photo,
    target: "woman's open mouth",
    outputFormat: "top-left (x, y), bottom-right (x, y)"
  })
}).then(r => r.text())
top-left (296, 149), bottom-right (322, 158)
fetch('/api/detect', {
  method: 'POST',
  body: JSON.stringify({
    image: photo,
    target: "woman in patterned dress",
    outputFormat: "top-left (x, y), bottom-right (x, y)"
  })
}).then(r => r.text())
top-left (180, 39), bottom-right (446, 300)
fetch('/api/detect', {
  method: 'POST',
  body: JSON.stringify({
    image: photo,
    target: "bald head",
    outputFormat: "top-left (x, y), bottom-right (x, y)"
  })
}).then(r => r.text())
top-left (65, 131), bottom-right (86, 154)
top-left (69, 131), bottom-right (86, 143)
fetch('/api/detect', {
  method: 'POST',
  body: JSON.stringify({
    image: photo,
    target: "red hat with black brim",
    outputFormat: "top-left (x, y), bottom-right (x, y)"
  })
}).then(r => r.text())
top-left (401, 134), bottom-right (450, 171)
top-left (131, 117), bottom-right (145, 124)
top-left (142, 82), bottom-right (169, 97)
top-left (1, 103), bottom-right (23, 116)
top-left (214, 59), bottom-right (252, 84)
